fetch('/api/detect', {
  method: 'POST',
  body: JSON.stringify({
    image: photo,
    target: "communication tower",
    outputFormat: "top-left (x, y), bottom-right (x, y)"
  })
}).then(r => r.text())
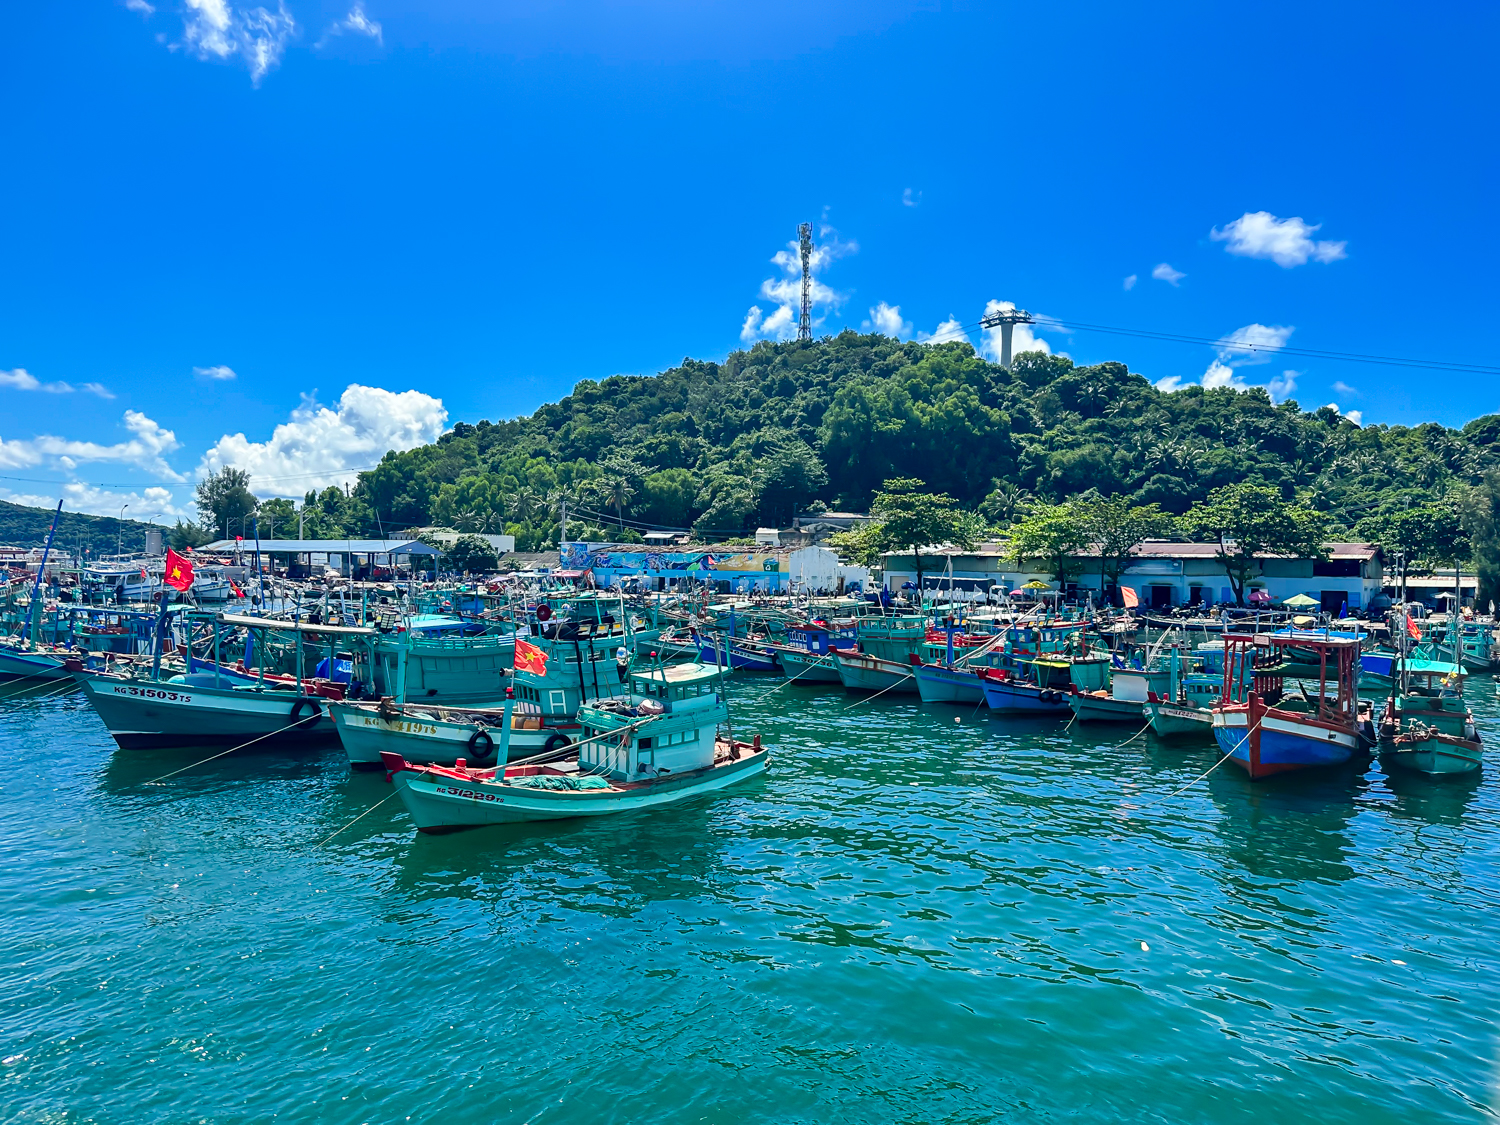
top-left (797, 222), bottom-right (813, 341)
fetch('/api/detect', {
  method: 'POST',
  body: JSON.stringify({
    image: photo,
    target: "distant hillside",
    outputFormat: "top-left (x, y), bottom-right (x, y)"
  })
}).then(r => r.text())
top-left (0, 500), bottom-right (159, 553)
top-left (313, 332), bottom-right (1500, 551)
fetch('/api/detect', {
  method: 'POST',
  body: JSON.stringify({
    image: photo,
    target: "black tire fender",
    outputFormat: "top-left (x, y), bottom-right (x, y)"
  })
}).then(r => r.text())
top-left (467, 728), bottom-right (496, 765)
top-left (543, 732), bottom-right (570, 754)
top-left (290, 697), bottom-right (323, 727)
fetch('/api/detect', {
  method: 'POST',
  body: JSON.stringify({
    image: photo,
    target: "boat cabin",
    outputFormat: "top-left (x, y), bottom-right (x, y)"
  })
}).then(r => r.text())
top-left (785, 621), bottom-right (857, 654)
top-left (576, 662), bottom-right (726, 781)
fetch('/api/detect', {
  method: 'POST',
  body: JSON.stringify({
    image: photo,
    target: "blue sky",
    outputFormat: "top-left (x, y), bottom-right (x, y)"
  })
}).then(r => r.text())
top-left (1, 1), bottom-right (1496, 522)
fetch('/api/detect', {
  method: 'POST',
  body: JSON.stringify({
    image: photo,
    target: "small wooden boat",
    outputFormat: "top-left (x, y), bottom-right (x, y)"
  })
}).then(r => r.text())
top-left (1068, 664), bottom-right (1171, 723)
top-left (382, 662), bottom-right (767, 832)
top-left (331, 696), bottom-right (580, 769)
top-left (1142, 651), bottom-right (1217, 740)
top-left (984, 655), bottom-right (1108, 716)
top-left (768, 621), bottom-right (856, 684)
top-left (1377, 662), bottom-right (1482, 776)
top-left (1211, 631), bottom-right (1369, 779)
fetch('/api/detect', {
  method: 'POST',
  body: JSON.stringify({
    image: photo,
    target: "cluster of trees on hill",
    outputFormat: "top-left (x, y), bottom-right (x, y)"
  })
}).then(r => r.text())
top-left (0, 500), bottom-right (157, 557)
top-left (155, 331), bottom-right (1500, 598)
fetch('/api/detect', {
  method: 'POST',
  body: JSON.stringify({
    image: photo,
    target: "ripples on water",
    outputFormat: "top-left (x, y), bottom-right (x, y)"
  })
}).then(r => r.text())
top-left (1, 677), bottom-right (1497, 1123)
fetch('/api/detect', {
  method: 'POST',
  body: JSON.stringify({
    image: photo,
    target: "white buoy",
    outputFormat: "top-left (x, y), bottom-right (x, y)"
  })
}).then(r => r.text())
top-left (1140, 941), bottom-right (1150, 951)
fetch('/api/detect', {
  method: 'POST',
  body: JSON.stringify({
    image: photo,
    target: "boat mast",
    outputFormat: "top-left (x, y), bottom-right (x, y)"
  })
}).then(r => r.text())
top-left (23, 499), bottom-right (63, 649)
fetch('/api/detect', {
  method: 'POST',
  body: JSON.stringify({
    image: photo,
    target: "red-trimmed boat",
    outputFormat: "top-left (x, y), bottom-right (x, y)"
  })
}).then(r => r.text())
top-left (1211, 631), bottom-right (1373, 779)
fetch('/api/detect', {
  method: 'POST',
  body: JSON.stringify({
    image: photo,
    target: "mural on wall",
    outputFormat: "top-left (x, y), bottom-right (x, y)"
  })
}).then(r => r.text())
top-left (561, 544), bottom-right (785, 575)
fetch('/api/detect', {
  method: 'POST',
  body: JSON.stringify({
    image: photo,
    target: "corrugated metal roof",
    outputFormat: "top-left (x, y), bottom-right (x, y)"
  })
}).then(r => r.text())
top-left (201, 538), bottom-right (439, 554)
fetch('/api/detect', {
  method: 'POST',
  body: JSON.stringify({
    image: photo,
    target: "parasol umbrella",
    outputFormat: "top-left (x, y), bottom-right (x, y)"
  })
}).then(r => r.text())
top-left (1022, 580), bottom-right (1052, 590)
top-left (1283, 593), bottom-right (1320, 607)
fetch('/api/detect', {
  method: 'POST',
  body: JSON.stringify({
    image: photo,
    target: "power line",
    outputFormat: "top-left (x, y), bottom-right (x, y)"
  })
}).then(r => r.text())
top-left (920, 313), bottom-right (1500, 375)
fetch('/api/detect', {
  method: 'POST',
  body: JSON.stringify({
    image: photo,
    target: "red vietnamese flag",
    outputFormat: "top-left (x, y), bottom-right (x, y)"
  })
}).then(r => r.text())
top-left (230, 579), bottom-right (245, 598)
top-left (1406, 615), bottom-right (1422, 640)
top-left (163, 548), bottom-right (195, 593)
top-left (1119, 585), bottom-right (1139, 608)
top-left (513, 637), bottom-right (548, 676)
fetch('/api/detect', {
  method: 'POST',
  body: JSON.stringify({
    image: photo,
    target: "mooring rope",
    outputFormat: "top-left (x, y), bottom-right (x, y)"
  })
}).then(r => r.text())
top-left (139, 708), bottom-right (329, 786)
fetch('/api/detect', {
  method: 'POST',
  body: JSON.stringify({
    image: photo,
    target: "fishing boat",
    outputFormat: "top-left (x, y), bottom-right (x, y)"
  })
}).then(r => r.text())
top-left (832, 649), bottom-right (918, 694)
top-left (1142, 650), bottom-right (1221, 740)
top-left (695, 629), bottom-right (780, 672)
top-left (1211, 631), bottom-right (1369, 779)
top-left (0, 638), bottom-right (75, 681)
top-left (1377, 661), bottom-right (1481, 776)
top-left (770, 621), bottom-right (857, 684)
top-left (1068, 662), bottom-right (1172, 723)
top-left (67, 613), bottom-right (372, 749)
top-left (380, 662), bottom-right (768, 832)
top-left (983, 655), bottom-right (1108, 715)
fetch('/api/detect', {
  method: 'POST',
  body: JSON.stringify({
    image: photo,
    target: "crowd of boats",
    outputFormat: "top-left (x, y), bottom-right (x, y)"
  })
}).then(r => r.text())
top-left (0, 566), bottom-right (1490, 834)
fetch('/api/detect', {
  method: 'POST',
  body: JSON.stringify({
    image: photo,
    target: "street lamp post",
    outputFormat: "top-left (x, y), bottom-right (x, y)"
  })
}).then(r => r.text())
top-left (116, 504), bottom-right (129, 558)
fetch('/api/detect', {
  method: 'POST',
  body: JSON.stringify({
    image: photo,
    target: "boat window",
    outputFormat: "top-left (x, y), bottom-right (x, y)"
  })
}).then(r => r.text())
top-left (638, 737), bottom-right (653, 749)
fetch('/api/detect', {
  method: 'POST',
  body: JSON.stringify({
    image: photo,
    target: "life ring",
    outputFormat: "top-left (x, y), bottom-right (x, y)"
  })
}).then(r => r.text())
top-left (467, 728), bottom-right (496, 764)
top-left (543, 732), bottom-right (569, 754)
top-left (536, 604), bottom-right (553, 622)
top-left (289, 697), bottom-right (322, 727)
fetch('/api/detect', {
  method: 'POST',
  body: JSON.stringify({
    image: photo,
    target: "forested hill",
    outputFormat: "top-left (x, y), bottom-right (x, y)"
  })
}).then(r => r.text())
top-left (329, 332), bottom-right (1500, 550)
top-left (0, 500), bottom-right (157, 552)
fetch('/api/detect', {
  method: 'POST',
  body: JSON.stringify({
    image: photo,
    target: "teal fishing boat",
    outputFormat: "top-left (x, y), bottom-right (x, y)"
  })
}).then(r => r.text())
top-left (381, 661), bottom-right (768, 832)
top-left (1377, 661), bottom-right (1481, 776)
top-left (1141, 650), bottom-right (1218, 740)
top-left (832, 649), bottom-right (918, 694)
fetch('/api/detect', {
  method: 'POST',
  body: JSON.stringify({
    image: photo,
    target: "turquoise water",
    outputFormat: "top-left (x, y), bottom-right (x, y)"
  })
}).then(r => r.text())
top-left (3, 678), bottom-right (1498, 1123)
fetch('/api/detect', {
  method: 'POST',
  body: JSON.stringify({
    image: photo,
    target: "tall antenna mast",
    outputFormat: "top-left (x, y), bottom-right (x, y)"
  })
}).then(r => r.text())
top-left (797, 222), bottom-right (813, 341)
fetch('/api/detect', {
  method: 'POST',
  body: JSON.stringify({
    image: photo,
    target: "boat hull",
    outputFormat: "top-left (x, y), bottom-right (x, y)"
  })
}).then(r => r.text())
top-left (1068, 692), bottom-right (1147, 723)
top-left (832, 651), bottom-right (917, 694)
top-left (330, 701), bottom-right (580, 768)
top-left (1379, 736), bottom-right (1482, 776)
top-left (913, 663), bottom-right (986, 704)
top-left (1143, 700), bottom-right (1213, 740)
top-left (389, 743), bottom-right (769, 831)
top-left (776, 649), bottom-right (842, 684)
top-left (981, 678), bottom-right (1070, 715)
top-left (1213, 701), bottom-right (1359, 779)
top-left (0, 646), bottom-right (72, 681)
top-left (75, 673), bottom-right (337, 749)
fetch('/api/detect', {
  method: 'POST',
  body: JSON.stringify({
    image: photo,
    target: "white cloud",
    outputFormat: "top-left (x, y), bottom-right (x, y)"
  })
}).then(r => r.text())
top-left (977, 300), bottom-right (1057, 364)
top-left (1210, 211), bottom-right (1347, 268)
top-left (919, 316), bottom-right (969, 347)
top-left (0, 368), bottom-right (113, 397)
top-left (126, 0), bottom-right (156, 15)
top-left (197, 384), bottom-right (447, 497)
top-left (1156, 326), bottom-right (1301, 399)
top-left (1215, 322), bottom-right (1294, 368)
top-left (1200, 361), bottom-right (1247, 391)
top-left (179, 0), bottom-right (296, 86)
top-left (1123, 274), bottom-right (1137, 291)
top-left (862, 302), bottom-right (912, 340)
top-left (902, 188), bottom-right (921, 208)
top-left (1266, 370), bottom-right (1299, 403)
top-left (0, 411), bottom-right (184, 480)
top-left (740, 225), bottom-right (858, 343)
top-left (0, 483), bottom-right (190, 522)
top-left (1327, 403), bottom-right (1363, 426)
top-left (1332, 380), bottom-right (1358, 396)
top-left (317, 2), bottom-right (383, 47)
top-left (194, 364), bottom-right (237, 381)
top-left (1151, 262), bottom-right (1185, 286)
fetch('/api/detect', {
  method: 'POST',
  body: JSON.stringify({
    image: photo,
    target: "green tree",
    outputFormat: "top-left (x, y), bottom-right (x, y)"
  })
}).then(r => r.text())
top-left (196, 466), bottom-right (258, 539)
top-left (169, 519), bottom-right (214, 550)
top-left (869, 477), bottom-right (975, 595)
top-left (1007, 502), bottom-right (1091, 587)
top-left (825, 521), bottom-right (888, 567)
top-left (256, 497), bottom-right (296, 539)
top-left (444, 534), bottom-right (499, 574)
top-left (1183, 483), bottom-right (1327, 605)
top-left (1074, 496), bottom-right (1175, 599)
